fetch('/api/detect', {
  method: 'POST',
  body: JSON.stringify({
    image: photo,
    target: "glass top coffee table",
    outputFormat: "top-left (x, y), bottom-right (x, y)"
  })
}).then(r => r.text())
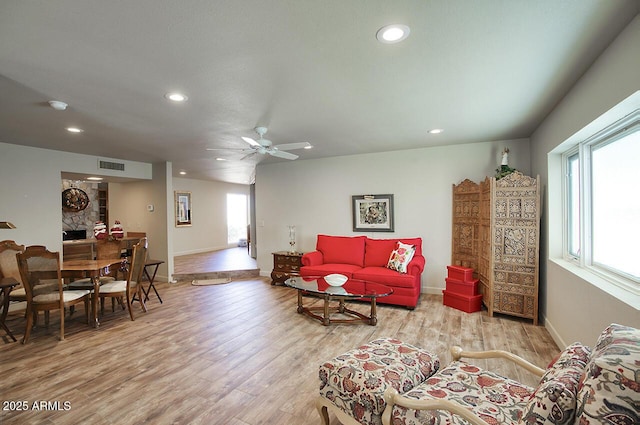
top-left (284, 275), bottom-right (393, 326)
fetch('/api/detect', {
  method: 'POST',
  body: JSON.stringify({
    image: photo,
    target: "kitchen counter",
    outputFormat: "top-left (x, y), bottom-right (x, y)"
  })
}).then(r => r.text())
top-left (62, 237), bottom-right (141, 260)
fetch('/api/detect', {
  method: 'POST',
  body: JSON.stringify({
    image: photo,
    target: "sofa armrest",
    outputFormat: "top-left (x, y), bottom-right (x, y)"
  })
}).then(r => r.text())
top-left (301, 251), bottom-right (323, 266)
top-left (450, 346), bottom-right (545, 377)
top-left (406, 254), bottom-right (425, 276)
top-left (382, 388), bottom-right (487, 425)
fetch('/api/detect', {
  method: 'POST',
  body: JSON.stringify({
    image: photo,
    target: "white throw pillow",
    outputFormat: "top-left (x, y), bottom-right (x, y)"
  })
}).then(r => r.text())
top-left (386, 242), bottom-right (416, 274)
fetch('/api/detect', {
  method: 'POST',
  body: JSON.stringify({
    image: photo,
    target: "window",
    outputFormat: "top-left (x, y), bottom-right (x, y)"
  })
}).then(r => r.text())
top-left (563, 110), bottom-right (640, 292)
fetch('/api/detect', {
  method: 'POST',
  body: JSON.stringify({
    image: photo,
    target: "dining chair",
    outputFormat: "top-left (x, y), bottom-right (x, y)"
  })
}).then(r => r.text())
top-left (124, 232), bottom-right (146, 259)
top-left (0, 240), bottom-right (26, 304)
top-left (16, 246), bottom-right (91, 343)
top-left (98, 237), bottom-right (148, 321)
top-left (67, 238), bottom-right (126, 290)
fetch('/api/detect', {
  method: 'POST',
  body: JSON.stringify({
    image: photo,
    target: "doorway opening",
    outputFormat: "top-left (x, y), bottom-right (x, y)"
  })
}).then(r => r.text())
top-left (227, 193), bottom-right (248, 245)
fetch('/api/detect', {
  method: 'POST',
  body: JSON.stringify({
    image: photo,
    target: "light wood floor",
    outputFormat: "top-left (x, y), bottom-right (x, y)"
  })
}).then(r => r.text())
top-left (174, 247), bottom-right (257, 274)
top-left (0, 277), bottom-right (559, 425)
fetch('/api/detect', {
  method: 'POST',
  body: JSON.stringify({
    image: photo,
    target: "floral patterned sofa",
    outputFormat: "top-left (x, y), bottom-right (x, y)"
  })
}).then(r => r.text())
top-left (381, 323), bottom-right (639, 425)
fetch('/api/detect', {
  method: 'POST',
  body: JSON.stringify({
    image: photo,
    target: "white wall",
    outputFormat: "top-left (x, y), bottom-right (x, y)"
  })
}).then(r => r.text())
top-left (255, 139), bottom-right (530, 292)
top-left (530, 15), bottom-right (640, 347)
top-left (109, 162), bottom-right (171, 281)
top-left (171, 177), bottom-right (250, 256)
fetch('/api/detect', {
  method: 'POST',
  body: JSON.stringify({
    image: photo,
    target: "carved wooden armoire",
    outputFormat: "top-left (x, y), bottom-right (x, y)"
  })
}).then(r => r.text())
top-left (452, 172), bottom-right (540, 325)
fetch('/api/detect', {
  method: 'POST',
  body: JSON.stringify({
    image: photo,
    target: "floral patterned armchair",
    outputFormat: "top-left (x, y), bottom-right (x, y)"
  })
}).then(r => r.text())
top-left (382, 323), bottom-right (639, 425)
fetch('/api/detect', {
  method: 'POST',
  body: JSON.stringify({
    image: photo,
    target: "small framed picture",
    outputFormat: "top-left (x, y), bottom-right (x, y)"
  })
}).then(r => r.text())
top-left (175, 191), bottom-right (192, 227)
top-left (352, 194), bottom-right (394, 232)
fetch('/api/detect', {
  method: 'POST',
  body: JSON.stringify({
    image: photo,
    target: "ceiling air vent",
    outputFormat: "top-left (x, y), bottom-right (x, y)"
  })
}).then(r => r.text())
top-left (98, 159), bottom-right (125, 171)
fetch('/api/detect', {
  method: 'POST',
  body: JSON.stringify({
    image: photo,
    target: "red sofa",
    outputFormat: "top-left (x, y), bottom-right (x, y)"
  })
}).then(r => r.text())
top-left (300, 234), bottom-right (425, 309)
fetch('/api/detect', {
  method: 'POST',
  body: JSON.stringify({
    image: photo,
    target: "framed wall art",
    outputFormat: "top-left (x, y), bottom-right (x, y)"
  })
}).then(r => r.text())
top-left (352, 194), bottom-right (394, 232)
top-left (175, 191), bottom-right (192, 227)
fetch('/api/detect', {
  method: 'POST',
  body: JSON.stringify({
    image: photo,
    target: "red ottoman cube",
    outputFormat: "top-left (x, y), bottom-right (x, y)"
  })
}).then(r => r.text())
top-left (443, 290), bottom-right (483, 313)
top-left (445, 277), bottom-right (479, 296)
top-left (446, 265), bottom-right (475, 282)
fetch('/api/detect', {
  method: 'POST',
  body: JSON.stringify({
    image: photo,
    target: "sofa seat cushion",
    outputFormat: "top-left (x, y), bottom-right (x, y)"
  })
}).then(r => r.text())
top-left (317, 234), bottom-right (366, 267)
top-left (576, 323), bottom-right (640, 425)
top-left (521, 342), bottom-right (591, 425)
top-left (300, 263), bottom-right (361, 278)
top-left (391, 360), bottom-right (534, 425)
top-left (320, 338), bottom-right (440, 424)
top-left (353, 267), bottom-right (417, 288)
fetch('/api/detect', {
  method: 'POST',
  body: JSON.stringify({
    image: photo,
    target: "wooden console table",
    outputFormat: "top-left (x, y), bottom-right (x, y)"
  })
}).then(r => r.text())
top-left (271, 251), bottom-right (304, 285)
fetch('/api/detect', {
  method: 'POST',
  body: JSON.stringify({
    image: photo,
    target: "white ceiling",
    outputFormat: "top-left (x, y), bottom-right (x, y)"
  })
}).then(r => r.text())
top-left (1, 1), bottom-right (638, 184)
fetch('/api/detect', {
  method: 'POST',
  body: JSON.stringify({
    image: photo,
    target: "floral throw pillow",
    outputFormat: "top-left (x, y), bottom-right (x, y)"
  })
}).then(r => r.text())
top-left (575, 323), bottom-right (640, 425)
top-left (520, 342), bottom-right (591, 425)
top-left (386, 242), bottom-right (416, 273)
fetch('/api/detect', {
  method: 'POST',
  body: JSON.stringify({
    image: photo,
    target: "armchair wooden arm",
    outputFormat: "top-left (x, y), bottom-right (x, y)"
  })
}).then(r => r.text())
top-left (382, 388), bottom-right (488, 425)
top-left (381, 346), bottom-right (545, 425)
top-left (450, 345), bottom-right (545, 377)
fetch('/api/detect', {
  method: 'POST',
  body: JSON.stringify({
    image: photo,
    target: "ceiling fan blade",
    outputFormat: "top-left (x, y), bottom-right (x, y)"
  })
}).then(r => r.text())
top-left (206, 147), bottom-right (247, 151)
top-left (270, 150), bottom-right (298, 160)
top-left (272, 142), bottom-right (311, 151)
top-left (241, 151), bottom-right (259, 161)
top-left (241, 136), bottom-right (261, 147)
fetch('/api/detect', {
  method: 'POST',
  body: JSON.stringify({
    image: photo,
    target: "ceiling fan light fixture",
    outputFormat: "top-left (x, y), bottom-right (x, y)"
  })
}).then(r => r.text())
top-left (304, 144), bottom-right (313, 149)
top-left (376, 24), bottom-right (410, 44)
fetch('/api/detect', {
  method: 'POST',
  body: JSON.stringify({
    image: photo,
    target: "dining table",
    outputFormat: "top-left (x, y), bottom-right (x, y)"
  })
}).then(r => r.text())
top-left (61, 258), bottom-right (125, 328)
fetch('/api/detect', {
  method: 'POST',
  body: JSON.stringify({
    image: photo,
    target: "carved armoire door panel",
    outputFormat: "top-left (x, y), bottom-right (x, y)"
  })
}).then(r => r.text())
top-left (451, 173), bottom-right (540, 325)
top-left (451, 179), bottom-right (480, 275)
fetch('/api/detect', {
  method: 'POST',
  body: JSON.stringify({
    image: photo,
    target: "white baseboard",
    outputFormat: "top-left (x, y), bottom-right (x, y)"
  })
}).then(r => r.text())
top-left (543, 317), bottom-right (566, 349)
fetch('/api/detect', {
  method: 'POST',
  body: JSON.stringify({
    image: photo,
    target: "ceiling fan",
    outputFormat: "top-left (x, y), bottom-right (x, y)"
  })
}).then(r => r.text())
top-left (207, 127), bottom-right (311, 160)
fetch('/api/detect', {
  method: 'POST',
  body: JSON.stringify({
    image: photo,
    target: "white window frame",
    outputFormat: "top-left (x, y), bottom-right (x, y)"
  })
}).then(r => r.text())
top-left (561, 109), bottom-right (640, 297)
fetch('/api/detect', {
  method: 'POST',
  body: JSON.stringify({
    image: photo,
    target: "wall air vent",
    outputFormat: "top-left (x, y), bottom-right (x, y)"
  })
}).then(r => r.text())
top-left (98, 159), bottom-right (125, 171)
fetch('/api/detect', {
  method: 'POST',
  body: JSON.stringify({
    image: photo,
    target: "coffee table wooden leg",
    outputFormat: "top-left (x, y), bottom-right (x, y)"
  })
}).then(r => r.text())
top-left (296, 290), bottom-right (304, 313)
top-left (322, 295), bottom-right (330, 326)
top-left (370, 298), bottom-right (378, 326)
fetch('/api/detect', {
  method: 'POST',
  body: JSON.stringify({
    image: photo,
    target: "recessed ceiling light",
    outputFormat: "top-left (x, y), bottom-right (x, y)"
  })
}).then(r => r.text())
top-left (179, 171), bottom-right (187, 175)
top-left (86, 177), bottom-right (103, 181)
top-left (67, 127), bottom-right (84, 133)
top-left (428, 129), bottom-right (444, 134)
top-left (215, 157), bottom-right (227, 161)
top-left (48, 100), bottom-right (68, 111)
top-left (376, 24), bottom-right (410, 44)
top-left (165, 92), bottom-right (188, 102)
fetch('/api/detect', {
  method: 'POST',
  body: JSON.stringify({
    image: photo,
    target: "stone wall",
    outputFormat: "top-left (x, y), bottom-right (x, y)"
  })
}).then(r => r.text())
top-left (61, 180), bottom-right (100, 234)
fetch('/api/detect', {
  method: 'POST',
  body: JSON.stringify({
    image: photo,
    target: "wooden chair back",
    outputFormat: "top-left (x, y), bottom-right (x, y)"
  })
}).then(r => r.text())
top-left (16, 246), bottom-right (63, 304)
top-left (17, 246), bottom-right (90, 342)
top-left (0, 240), bottom-right (25, 287)
top-left (95, 239), bottom-right (126, 278)
top-left (126, 232), bottom-right (146, 238)
top-left (95, 239), bottom-right (124, 259)
top-left (128, 238), bottom-right (148, 290)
